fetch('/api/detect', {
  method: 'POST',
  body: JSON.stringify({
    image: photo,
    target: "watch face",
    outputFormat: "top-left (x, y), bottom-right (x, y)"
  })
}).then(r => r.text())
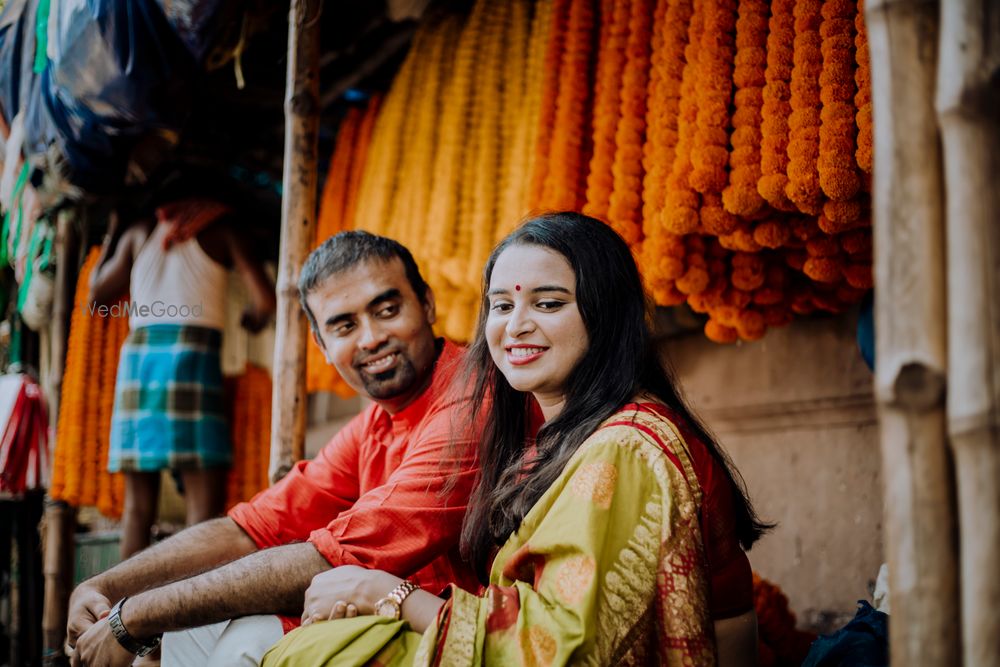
top-left (375, 599), bottom-right (400, 619)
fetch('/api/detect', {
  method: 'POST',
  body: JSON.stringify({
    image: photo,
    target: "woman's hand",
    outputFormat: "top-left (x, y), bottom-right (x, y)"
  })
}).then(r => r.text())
top-left (300, 565), bottom-right (401, 627)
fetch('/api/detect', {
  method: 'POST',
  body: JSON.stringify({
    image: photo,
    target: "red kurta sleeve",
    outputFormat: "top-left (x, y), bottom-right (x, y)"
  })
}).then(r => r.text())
top-left (227, 408), bottom-right (369, 548)
top-left (306, 403), bottom-right (478, 577)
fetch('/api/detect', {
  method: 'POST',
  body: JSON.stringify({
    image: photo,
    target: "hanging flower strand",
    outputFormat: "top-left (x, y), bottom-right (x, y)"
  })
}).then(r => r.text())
top-left (722, 0), bottom-right (769, 217)
top-left (757, 0), bottom-right (796, 211)
top-left (784, 0), bottom-right (824, 215)
top-left (584, 0), bottom-right (629, 220)
top-left (817, 0), bottom-right (860, 202)
top-left (608, 0), bottom-right (655, 246)
top-left (854, 0), bottom-right (872, 176)
top-left (690, 0), bottom-right (738, 198)
top-left (662, 0), bottom-right (707, 235)
top-left (528, 0), bottom-right (572, 209)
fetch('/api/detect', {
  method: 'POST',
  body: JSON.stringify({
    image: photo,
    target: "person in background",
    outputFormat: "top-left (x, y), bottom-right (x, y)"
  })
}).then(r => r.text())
top-left (265, 212), bottom-right (767, 667)
top-left (69, 231), bottom-right (480, 667)
top-left (89, 197), bottom-right (276, 559)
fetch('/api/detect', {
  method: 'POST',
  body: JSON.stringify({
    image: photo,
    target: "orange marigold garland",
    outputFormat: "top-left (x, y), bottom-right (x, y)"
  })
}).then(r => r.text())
top-left (757, 0), bottom-right (796, 211)
top-left (528, 0), bottom-right (572, 209)
top-left (342, 96), bottom-right (380, 231)
top-left (690, 0), bottom-right (738, 197)
top-left (607, 0), bottom-right (655, 246)
top-left (52, 248), bottom-right (102, 505)
top-left (662, 0), bottom-right (706, 235)
top-left (753, 573), bottom-right (817, 666)
top-left (96, 307), bottom-right (128, 518)
top-left (498, 0), bottom-right (536, 234)
top-left (854, 0), bottom-right (872, 175)
top-left (784, 0), bottom-right (824, 215)
top-left (540, 0), bottom-right (598, 211)
top-left (722, 0), bottom-right (769, 217)
top-left (316, 108), bottom-right (361, 246)
top-left (583, 0), bottom-right (629, 220)
top-left (818, 0), bottom-right (860, 202)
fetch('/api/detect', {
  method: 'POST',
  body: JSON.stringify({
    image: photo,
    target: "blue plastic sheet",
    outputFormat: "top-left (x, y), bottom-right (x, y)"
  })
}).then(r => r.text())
top-left (29, 0), bottom-right (199, 191)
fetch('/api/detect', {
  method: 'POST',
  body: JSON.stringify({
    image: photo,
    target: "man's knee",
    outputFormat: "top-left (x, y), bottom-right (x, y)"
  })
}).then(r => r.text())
top-left (191, 616), bottom-right (283, 667)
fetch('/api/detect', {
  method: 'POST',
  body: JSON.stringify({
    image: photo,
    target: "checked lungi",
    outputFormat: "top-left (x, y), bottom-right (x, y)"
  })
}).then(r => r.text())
top-left (109, 324), bottom-right (231, 472)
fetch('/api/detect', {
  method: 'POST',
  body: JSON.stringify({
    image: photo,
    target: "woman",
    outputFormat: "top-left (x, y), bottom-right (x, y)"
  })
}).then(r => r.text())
top-left (264, 212), bottom-right (766, 666)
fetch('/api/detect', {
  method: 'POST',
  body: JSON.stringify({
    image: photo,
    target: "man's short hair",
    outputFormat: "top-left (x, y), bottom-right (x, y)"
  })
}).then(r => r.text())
top-left (299, 231), bottom-right (430, 341)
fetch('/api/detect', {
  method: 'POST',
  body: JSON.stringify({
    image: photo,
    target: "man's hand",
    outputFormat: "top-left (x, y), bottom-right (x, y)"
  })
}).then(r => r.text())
top-left (300, 565), bottom-right (399, 626)
top-left (70, 613), bottom-right (135, 667)
top-left (66, 585), bottom-right (112, 649)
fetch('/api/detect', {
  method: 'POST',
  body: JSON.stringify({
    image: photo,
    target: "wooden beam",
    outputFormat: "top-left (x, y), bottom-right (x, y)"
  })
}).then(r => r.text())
top-left (867, 0), bottom-right (960, 664)
top-left (936, 1), bottom-right (1000, 664)
top-left (270, 0), bottom-right (321, 482)
top-left (41, 210), bottom-right (80, 657)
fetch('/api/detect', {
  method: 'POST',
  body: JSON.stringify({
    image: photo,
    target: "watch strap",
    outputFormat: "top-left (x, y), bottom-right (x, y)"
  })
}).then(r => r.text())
top-left (108, 598), bottom-right (161, 657)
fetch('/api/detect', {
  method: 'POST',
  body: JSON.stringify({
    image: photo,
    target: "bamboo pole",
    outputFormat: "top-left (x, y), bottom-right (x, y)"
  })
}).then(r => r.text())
top-left (867, 0), bottom-right (960, 664)
top-left (42, 210), bottom-right (80, 658)
top-left (936, 2), bottom-right (1000, 664)
top-left (270, 0), bottom-right (321, 482)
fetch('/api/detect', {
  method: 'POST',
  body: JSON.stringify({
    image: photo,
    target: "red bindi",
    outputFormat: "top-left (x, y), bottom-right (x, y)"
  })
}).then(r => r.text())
top-left (515, 284), bottom-right (521, 291)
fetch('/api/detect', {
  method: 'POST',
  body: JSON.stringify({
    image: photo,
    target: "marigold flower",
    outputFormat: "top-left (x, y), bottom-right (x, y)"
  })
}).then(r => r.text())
top-left (706, 319), bottom-right (739, 343)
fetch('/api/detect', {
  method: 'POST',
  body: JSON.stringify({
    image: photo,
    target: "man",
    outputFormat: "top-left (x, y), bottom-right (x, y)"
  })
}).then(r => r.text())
top-left (68, 231), bottom-right (480, 667)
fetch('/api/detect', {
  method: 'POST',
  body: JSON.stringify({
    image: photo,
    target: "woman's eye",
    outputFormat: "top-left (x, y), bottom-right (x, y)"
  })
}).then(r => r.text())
top-left (537, 300), bottom-right (565, 310)
top-left (490, 302), bottom-right (513, 313)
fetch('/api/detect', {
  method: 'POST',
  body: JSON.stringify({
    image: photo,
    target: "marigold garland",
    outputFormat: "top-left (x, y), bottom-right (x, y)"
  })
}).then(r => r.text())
top-left (662, 0), bottom-right (706, 235)
top-left (52, 248), bottom-right (127, 517)
top-left (540, 0), bottom-right (598, 211)
top-left (528, 0), bottom-right (572, 209)
top-left (607, 0), bottom-right (655, 245)
top-left (817, 0), bottom-right (861, 202)
top-left (690, 0), bottom-right (738, 197)
top-left (753, 572), bottom-right (817, 666)
top-left (225, 364), bottom-right (272, 509)
top-left (757, 0), bottom-right (796, 211)
top-left (342, 97), bottom-right (380, 231)
top-left (784, 0), bottom-right (824, 215)
top-left (583, 0), bottom-right (630, 220)
top-left (854, 0), bottom-right (872, 175)
top-left (722, 0), bottom-right (769, 217)
top-left (498, 0), bottom-right (537, 236)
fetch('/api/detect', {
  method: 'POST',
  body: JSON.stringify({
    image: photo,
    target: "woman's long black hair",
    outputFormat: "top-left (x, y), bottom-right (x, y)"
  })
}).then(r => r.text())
top-left (460, 212), bottom-right (769, 582)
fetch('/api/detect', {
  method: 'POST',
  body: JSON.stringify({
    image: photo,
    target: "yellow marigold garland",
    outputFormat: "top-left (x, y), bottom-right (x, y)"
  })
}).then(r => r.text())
top-left (721, 0), bottom-right (769, 217)
top-left (757, 0), bottom-right (796, 211)
top-left (818, 0), bottom-right (860, 202)
top-left (784, 0), bottom-right (824, 215)
top-left (342, 96), bottom-right (380, 231)
top-left (607, 0), bottom-right (655, 246)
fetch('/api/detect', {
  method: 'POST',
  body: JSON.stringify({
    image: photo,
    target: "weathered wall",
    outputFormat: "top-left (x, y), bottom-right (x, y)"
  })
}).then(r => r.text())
top-left (663, 311), bottom-right (882, 630)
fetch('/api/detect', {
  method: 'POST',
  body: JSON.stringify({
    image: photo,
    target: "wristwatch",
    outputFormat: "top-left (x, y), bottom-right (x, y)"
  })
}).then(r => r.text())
top-left (108, 598), bottom-right (162, 657)
top-left (373, 580), bottom-right (420, 620)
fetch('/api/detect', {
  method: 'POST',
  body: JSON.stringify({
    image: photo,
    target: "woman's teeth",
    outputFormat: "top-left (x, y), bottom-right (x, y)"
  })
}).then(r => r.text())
top-left (510, 347), bottom-right (545, 358)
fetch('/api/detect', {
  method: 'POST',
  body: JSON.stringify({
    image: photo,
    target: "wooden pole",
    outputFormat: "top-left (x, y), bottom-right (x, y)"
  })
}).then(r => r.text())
top-left (42, 209), bottom-right (80, 658)
top-left (270, 0), bottom-right (321, 482)
top-left (936, 2), bottom-right (1000, 664)
top-left (867, 0), bottom-right (960, 664)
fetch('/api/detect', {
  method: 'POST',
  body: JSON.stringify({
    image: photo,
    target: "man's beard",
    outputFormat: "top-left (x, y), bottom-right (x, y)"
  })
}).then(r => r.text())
top-left (358, 354), bottom-right (418, 399)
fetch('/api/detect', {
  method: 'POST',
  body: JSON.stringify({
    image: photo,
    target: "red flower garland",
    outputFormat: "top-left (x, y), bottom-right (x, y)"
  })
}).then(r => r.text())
top-left (854, 0), bottom-right (872, 175)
